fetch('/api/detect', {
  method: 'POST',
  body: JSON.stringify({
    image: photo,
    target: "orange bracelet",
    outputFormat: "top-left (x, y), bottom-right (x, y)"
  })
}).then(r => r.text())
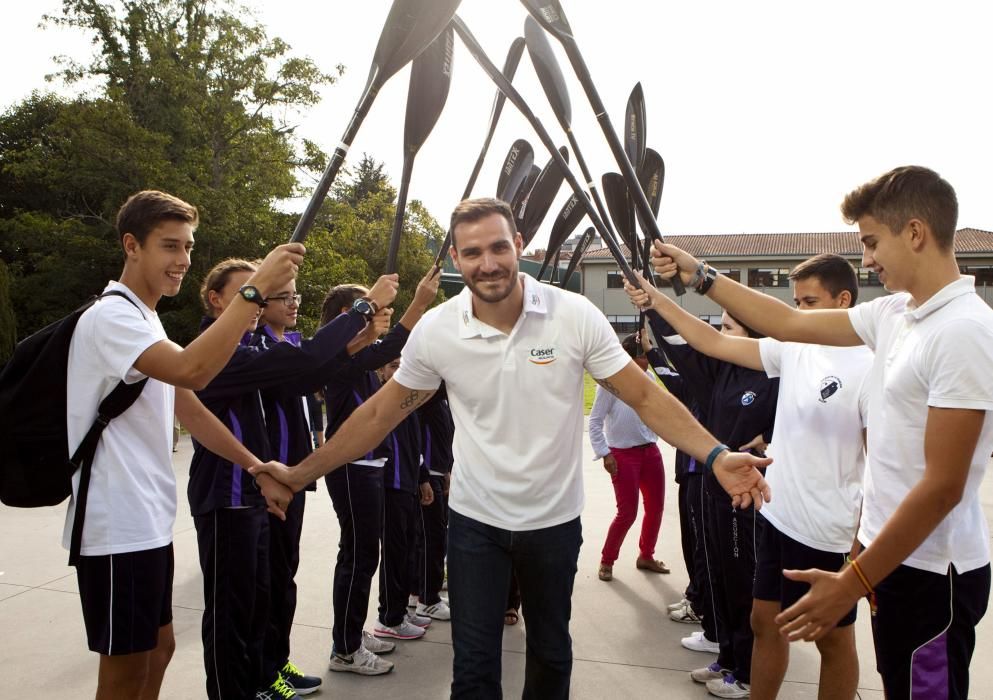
top-left (848, 558), bottom-right (878, 617)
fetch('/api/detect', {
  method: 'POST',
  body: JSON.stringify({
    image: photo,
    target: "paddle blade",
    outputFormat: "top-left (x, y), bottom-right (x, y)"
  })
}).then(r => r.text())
top-left (520, 0), bottom-right (574, 42)
top-left (562, 226), bottom-right (596, 287)
top-left (625, 83), bottom-right (647, 171)
top-left (538, 193), bottom-right (586, 279)
top-left (521, 147), bottom-right (569, 246)
top-left (602, 172), bottom-right (635, 251)
top-left (510, 164), bottom-right (541, 233)
top-left (367, 0), bottom-right (463, 94)
top-left (524, 16), bottom-right (572, 130)
top-left (403, 25), bottom-right (454, 155)
top-left (635, 148), bottom-right (665, 232)
top-left (496, 139), bottom-right (535, 203)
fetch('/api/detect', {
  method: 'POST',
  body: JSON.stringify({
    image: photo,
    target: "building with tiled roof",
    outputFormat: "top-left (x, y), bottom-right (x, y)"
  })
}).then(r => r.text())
top-left (580, 229), bottom-right (993, 333)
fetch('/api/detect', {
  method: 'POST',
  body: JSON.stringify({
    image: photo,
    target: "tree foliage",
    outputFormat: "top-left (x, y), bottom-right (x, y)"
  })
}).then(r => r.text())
top-left (0, 260), bottom-right (16, 365)
top-left (1, 0), bottom-right (447, 348)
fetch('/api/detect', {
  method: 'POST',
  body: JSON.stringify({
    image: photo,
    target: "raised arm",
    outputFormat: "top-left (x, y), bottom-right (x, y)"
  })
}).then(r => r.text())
top-left (597, 361), bottom-right (772, 508)
top-left (625, 272), bottom-right (764, 371)
top-left (645, 241), bottom-right (862, 347)
top-left (250, 379), bottom-right (436, 492)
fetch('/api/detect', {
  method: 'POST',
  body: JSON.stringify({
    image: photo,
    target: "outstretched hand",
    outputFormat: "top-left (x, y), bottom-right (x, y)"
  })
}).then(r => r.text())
top-left (250, 460), bottom-right (302, 495)
top-left (775, 568), bottom-right (863, 642)
top-left (711, 450), bottom-right (773, 509)
top-left (413, 265), bottom-right (442, 308)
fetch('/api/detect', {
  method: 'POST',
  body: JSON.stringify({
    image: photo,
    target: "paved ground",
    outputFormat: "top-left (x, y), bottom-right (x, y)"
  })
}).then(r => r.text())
top-left (1, 431), bottom-right (991, 699)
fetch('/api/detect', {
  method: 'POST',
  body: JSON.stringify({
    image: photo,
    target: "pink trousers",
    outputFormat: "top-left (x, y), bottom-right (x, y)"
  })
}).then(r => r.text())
top-left (600, 443), bottom-right (665, 565)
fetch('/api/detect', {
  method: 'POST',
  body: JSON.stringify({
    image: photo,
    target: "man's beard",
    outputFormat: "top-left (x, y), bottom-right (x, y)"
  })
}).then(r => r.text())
top-left (464, 267), bottom-right (518, 304)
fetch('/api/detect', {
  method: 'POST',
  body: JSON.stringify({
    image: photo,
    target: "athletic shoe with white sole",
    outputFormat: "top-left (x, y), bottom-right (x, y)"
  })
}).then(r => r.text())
top-left (373, 619), bottom-right (426, 640)
top-left (690, 661), bottom-right (727, 683)
top-left (416, 600), bottom-right (451, 620)
top-left (706, 674), bottom-right (750, 698)
top-left (280, 662), bottom-right (321, 696)
top-left (255, 675), bottom-right (299, 699)
top-left (328, 645), bottom-right (395, 675)
top-left (667, 597), bottom-right (689, 612)
top-left (361, 630), bottom-right (396, 655)
top-left (406, 611), bottom-right (432, 628)
top-left (670, 601), bottom-right (703, 624)
top-left (681, 630), bottom-right (720, 653)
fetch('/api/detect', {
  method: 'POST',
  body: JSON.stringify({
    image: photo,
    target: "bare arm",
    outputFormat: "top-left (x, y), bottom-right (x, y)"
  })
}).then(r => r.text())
top-left (251, 379), bottom-right (436, 492)
top-left (134, 243), bottom-right (305, 390)
top-left (777, 407), bottom-right (984, 640)
top-left (624, 272), bottom-right (764, 371)
top-left (647, 241), bottom-right (862, 347)
top-left (174, 388), bottom-right (292, 518)
top-left (597, 361), bottom-right (772, 508)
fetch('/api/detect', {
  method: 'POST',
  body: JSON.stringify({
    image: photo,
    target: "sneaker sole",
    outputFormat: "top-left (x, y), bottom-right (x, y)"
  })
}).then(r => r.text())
top-left (373, 629), bottom-right (425, 640)
top-left (681, 640), bottom-right (720, 653)
top-left (690, 672), bottom-right (725, 684)
top-left (290, 685), bottom-right (321, 696)
top-left (328, 660), bottom-right (394, 676)
top-left (670, 613), bottom-right (703, 624)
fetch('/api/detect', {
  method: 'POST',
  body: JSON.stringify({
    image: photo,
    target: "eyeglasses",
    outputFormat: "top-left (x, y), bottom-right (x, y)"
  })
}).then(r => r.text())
top-left (266, 294), bottom-right (302, 307)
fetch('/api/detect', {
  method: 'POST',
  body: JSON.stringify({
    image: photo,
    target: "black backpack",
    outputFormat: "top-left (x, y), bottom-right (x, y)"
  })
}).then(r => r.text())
top-left (0, 290), bottom-right (148, 564)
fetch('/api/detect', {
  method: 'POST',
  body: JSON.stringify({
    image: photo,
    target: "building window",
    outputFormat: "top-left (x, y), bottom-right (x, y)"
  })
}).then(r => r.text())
top-left (716, 269), bottom-right (741, 283)
top-left (700, 314), bottom-right (723, 329)
top-left (606, 271), bottom-right (625, 289)
top-left (962, 266), bottom-right (993, 286)
top-left (747, 268), bottom-right (790, 288)
top-left (606, 315), bottom-right (639, 333)
top-left (858, 269), bottom-right (882, 287)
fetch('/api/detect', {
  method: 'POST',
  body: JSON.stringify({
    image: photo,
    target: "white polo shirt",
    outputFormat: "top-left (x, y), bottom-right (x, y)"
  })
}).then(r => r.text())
top-left (63, 282), bottom-right (176, 556)
top-left (757, 340), bottom-right (872, 552)
top-left (849, 276), bottom-right (993, 574)
top-left (394, 273), bottom-right (630, 531)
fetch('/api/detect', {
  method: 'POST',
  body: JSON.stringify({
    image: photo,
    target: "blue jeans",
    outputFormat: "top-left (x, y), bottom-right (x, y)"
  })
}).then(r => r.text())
top-left (448, 509), bottom-right (582, 700)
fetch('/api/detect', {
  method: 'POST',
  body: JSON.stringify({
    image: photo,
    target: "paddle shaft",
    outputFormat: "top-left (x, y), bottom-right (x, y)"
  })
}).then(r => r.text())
top-left (385, 155), bottom-right (415, 274)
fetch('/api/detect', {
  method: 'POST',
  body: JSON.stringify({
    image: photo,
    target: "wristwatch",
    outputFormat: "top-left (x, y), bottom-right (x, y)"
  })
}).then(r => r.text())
top-left (238, 285), bottom-right (267, 307)
top-left (695, 264), bottom-right (719, 295)
top-left (351, 297), bottom-right (377, 319)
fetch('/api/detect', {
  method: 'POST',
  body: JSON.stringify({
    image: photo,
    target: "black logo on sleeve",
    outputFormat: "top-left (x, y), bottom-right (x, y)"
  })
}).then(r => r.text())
top-left (819, 376), bottom-right (842, 403)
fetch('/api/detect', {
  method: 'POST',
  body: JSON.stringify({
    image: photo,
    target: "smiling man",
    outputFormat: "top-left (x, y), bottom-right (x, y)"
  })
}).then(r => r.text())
top-left (636, 167), bottom-right (993, 699)
top-left (250, 197), bottom-right (773, 700)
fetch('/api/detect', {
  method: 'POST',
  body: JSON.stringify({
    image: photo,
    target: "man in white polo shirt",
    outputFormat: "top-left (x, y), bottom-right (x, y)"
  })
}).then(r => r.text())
top-left (637, 166), bottom-right (993, 699)
top-left (251, 198), bottom-right (773, 700)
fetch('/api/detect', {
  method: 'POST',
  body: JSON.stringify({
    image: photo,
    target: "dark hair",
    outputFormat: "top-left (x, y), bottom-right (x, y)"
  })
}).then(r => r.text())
top-left (319, 284), bottom-right (368, 327)
top-left (841, 166), bottom-right (958, 250)
top-left (200, 258), bottom-right (256, 315)
top-left (621, 333), bottom-right (644, 359)
top-left (788, 253), bottom-right (859, 304)
top-left (116, 190), bottom-right (199, 246)
top-left (449, 197), bottom-right (516, 249)
top-left (725, 311), bottom-right (763, 339)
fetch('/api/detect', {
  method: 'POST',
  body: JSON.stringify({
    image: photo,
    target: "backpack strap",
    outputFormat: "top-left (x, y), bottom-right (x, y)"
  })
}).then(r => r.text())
top-left (68, 290), bottom-right (150, 566)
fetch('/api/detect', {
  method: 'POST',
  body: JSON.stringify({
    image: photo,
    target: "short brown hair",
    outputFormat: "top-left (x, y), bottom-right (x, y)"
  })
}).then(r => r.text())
top-left (841, 166), bottom-right (958, 250)
top-left (116, 190), bottom-right (199, 246)
top-left (449, 197), bottom-right (516, 249)
top-left (319, 284), bottom-right (368, 327)
top-left (200, 258), bottom-right (256, 315)
top-left (788, 254), bottom-right (859, 304)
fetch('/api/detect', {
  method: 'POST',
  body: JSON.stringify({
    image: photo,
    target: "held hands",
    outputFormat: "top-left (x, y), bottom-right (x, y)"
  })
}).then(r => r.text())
top-left (366, 274), bottom-right (400, 311)
top-left (711, 450), bottom-right (773, 509)
top-left (254, 470), bottom-right (294, 520)
top-left (249, 243), bottom-right (306, 297)
top-left (602, 453), bottom-right (618, 476)
top-left (774, 567), bottom-right (864, 642)
top-left (419, 481), bottom-right (435, 506)
top-left (413, 265), bottom-right (442, 308)
top-left (249, 460), bottom-right (302, 495)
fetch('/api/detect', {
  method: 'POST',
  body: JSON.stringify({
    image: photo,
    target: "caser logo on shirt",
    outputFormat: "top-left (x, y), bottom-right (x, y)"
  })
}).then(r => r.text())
top-left (529, 347), bottom-right (557, 365)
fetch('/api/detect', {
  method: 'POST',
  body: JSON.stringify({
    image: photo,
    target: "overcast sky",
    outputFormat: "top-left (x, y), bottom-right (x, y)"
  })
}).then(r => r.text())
top-left (3, 1), bottom-right (991, 252)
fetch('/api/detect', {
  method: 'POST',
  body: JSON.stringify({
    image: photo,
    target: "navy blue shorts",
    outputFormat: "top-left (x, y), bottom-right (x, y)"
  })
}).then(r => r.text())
top-left (753, 513), bottom-right (856, 627)
top-left (75, 543), bottom-right (174, 655)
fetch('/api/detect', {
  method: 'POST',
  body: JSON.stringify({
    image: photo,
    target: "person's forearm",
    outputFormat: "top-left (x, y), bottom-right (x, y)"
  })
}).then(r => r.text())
top-left (179, 298), bottom-right (267, 387)
top-left (650, 291), bottom-right (735, 360)
top-left (398, 301), bottom-right (431, 331)
top-left (705, 276), bottom-right (798, 339)
top-left (632, 387), bottom-right (720, 462)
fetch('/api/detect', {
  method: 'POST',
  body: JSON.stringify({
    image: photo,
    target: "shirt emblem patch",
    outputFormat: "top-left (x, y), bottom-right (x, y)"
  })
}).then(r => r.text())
top-left (529, 347), bottom-right (557, 365)
top-left (740, 391), bottom-right (756, 406)
top-left (819, 376), bottom-right (842, 403)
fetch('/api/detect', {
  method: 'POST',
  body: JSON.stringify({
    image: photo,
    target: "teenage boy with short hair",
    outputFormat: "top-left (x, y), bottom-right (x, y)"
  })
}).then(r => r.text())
top-left (635, 166), bottom-right (993, 699)
top-left (628, 253), bottom-right (871, 700)
top-left (66, 190), bottom-right (300, 699)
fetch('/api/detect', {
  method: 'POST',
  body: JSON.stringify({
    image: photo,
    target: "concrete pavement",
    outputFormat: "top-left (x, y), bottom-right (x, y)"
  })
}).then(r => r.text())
top-left (1, 433), bottom-right (991, 699)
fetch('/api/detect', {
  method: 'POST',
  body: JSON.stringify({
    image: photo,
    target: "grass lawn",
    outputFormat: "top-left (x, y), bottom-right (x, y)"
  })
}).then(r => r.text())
top-left (583, 371), bottom-right (597, 414)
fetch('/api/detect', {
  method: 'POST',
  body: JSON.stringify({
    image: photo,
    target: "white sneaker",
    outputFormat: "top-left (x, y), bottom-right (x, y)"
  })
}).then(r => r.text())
top-left (416, 600), bottom-right (451, 620)
top-left (691, 662), bottom-right (727, 683)
top-left (406, 610), bottom-right (432, 628)
top-left (373, 619), bottom-right (426, 640)
top-left (361, 630), bottom-right (395, 655)
top-left (681, 630), bottom-right (720, 653)
top-left (670, 601), bottom-right (703, 624)
top-left (706, 674), bottom-right (750, 698)
top-left (667, 597), bottom-right (689, 612)
top-left (328, 645), bottom-right (395, 675)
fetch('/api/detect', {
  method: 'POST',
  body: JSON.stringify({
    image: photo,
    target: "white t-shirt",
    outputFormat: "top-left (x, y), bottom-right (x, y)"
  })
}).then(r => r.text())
top-left (394, 273), bottom-right (630, 531)
top-left (63, 282), bottom-right (176, 556)
top-left (757, 340), bottom-right (872, 552)
top-left (849, 276), bottom-right (993, 574)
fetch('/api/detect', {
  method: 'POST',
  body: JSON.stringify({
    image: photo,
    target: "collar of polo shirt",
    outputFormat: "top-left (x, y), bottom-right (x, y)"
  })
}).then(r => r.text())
top-left (904, 275), bottom-right (976, 322)
top-left (456, 273), bottom-right (549, 339)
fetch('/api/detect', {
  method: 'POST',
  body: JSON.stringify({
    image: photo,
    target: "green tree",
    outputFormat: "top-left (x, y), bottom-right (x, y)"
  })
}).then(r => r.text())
top-left (0, 260), bottom-right (16, 365)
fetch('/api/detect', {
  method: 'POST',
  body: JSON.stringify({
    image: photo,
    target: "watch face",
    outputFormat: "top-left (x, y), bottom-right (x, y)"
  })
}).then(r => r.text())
top-left (353, 298), bottom-right (373, 315)
top-left (243, 287), bottom-right (258, 300)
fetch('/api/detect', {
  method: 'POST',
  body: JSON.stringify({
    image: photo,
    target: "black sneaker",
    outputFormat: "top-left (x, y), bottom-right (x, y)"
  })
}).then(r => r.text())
top-left (281, 661), bottom-right (322, 696)
top-left (255, 674), bottom-right (300, 700)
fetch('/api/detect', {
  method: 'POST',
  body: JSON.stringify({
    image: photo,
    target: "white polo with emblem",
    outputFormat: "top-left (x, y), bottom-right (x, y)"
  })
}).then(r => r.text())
top-left (394, 273), bottom-right (630, 531)
top-left (849, 276), bottom-right (993, 574)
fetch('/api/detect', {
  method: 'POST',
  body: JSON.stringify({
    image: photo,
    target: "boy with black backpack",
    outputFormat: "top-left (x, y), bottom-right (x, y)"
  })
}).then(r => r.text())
top-left (61, 191), bottom-right (301, 699)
